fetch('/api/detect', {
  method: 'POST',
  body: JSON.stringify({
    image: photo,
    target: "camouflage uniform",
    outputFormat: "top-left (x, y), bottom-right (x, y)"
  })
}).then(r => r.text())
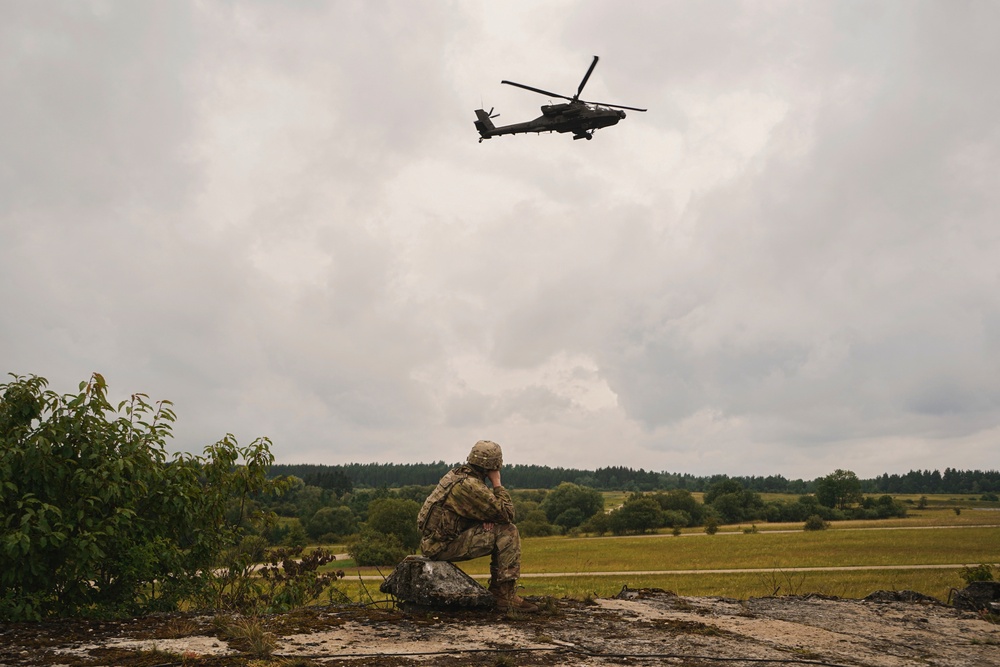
top-left (418, 464), bottom-right (522, 583)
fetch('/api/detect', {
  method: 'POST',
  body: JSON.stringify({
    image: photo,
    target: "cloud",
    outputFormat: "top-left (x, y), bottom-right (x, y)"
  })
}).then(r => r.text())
top-left (2, 1), bottom-right (999, 480)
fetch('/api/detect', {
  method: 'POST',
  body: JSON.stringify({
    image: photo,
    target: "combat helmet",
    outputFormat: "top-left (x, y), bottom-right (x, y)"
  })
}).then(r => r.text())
top-left (467, 440), bottom-right (503, 470)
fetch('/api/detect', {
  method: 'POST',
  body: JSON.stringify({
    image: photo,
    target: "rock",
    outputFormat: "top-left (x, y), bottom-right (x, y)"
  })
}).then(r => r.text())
top-left (613, 585), bottom-right (675, 600)
top-left (952, 581), bottom-right (1000, 612)
top-left (379, 555), bottom-right (495, 609)
top-left (864, 590), bottom-right (941, 605)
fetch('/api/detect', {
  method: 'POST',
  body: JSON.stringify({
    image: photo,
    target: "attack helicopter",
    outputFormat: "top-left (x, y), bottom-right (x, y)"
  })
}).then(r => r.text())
top-left (474, 55), bottom-right (646, 142)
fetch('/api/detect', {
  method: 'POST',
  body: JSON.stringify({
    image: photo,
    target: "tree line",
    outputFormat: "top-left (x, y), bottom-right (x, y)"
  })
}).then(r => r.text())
top-left (270, 462), bottom-right (1000, 495)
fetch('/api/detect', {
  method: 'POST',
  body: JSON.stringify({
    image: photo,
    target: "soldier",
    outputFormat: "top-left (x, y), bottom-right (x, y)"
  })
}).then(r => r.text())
top-left (417, 440), bottom-right (537, 612)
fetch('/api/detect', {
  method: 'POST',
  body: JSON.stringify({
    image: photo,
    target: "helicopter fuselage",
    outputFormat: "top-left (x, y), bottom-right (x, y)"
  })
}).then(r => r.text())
top-left (476, 103), bottom-right (627, 141)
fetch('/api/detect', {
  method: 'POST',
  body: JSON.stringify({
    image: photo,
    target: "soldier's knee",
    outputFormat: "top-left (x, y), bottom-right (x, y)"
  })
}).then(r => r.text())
top-left (497, 522), bottom-right (520, 543)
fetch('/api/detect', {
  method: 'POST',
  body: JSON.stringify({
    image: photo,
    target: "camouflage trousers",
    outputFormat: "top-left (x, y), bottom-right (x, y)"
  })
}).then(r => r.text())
top-left (428, 523), bottom-right (521, 583)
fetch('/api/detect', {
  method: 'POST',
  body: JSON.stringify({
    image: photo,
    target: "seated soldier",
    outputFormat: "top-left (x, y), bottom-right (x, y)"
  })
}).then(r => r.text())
top-left (417, 440), bottom-right (536, 612)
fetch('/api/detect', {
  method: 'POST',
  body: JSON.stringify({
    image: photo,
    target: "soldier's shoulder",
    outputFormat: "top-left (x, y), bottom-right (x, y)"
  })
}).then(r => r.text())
top-left (451, 475), bottom-right (489, 496)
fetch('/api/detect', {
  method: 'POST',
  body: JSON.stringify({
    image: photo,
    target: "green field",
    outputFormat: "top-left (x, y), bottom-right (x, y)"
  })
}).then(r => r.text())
top-left (328, 505), bottom-right (1000, 603)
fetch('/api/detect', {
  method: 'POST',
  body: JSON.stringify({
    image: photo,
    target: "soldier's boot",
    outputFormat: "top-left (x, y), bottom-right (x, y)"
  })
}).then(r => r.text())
top-left (490, 579), bottom-right (538, 613)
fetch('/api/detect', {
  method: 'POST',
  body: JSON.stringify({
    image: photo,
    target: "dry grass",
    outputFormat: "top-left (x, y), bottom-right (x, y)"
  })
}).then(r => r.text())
top-left (314, 498), bottom-right (1000, 605)
top-left (443, 525), bottom-right (1000, 575)
top-left (516, 566), bottom-right (972, 602)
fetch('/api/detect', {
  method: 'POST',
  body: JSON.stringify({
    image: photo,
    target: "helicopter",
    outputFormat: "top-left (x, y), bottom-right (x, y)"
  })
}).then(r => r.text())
top-left (474, 55), bottom-right (646, 142)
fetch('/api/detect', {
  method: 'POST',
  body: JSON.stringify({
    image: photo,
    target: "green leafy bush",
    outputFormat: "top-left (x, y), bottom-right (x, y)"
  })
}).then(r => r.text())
top-left (803, 514), bottom-right (828, 531)
top-left (366, 497), bottom-right (421, 551)
top-left (305, 506), bottom-right (356, 541)
top-left (0, 373), bottom-right (287, 620)
top-left (609, 496), bottom-right (663, 535)
top-left (348, 527), bottom-right (408, 566)
top-left (540, 482), bottom-right (604, 527)
top-left (579, 511), bottom-right (610, 536)
top-left (257, 546), bottom-right (337, 612)
top-left (959, 563), bottom-right (995, 585)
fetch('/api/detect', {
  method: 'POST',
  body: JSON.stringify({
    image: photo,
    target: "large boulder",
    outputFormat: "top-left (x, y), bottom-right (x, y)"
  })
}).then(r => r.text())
top-left (952, 581), bottom-right (1000, 613)
top-left (380, 555), bottom-right (495, 609)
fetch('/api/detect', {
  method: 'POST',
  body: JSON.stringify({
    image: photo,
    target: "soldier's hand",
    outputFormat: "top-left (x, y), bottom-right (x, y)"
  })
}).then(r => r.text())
top-left (483, 522), bottom-right (495, 531)
top-left (487, 470), bottom-right (501, 488)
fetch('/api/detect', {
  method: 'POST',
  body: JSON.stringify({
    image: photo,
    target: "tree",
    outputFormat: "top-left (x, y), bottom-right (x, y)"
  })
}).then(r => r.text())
top-left (540, 483), bottom-right (604, 528)
top-left (0, 373), bottom-right (286, 621)
top-left (518, 508), bottom-right (558, 537)
top-left (816, 470), bottom-right (862, 510)
top-left (580, 512), bottom-right (610, 535)
top-left (704, 480), bottom-right (765, 525)
top-left (704, 479), bottom-right (744, 504)
top-left (609, 496), bottom-right (663, 535)
top-left (554, 508), bottom-right (586, 531)
top-left (650, 489), bottom-right (704, 525)
top-left (366, 497), bottom-right (420, 551)
top-left (305, 506), bottom-right (356, 541)
top-left (348, 527), bottom-right (408, 566)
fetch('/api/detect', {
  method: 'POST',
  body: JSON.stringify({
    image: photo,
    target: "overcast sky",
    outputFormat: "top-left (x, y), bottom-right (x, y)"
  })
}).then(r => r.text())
top-left (3, 1), bottom-right (999, 480)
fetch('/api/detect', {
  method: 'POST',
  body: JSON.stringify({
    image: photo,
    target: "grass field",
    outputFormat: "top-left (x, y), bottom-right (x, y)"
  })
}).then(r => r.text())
top-left (325, 504), bottom-right (1000, 604)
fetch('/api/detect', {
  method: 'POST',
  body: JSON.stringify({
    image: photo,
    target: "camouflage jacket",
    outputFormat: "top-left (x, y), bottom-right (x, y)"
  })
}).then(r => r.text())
top-left (417, 464), bottom-right (514, 557)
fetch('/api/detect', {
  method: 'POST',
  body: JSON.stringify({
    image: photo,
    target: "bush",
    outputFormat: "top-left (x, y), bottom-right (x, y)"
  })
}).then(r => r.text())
top-left (609, 496), bottom-right (663, 535)
top-left (704, 517), bottom-right (719, 535)
top-left (803, 514), bottom-right (828, 531)
top-left (650, 489), bottom-right (703, 524)
top-left (554, 508), bottom-right (586, 531)
top-left (305, 506), bottom-right (356, 541)
top-left (540, 483), bottom-right (604, 527)
top-left (662, 510), bottom-right (691, 529)
top-left (959, 563), bottom-right (995, 585)
top-left (579, 512), bottom-right (610, 536)
top-left (256, 546), bottom-right (337, 612)
top-left (284, 522), bottom-right (309, 548)
top-left (348, 527), bottom-right (408, 566)
top-left (366, 497), bottom-right (421, 551)
top-left (518, 508), bottom-right (557, 537)
top-left (519, 518), bottom-right (558, 537)
top-left (0, 373), bottom-right (287, 620)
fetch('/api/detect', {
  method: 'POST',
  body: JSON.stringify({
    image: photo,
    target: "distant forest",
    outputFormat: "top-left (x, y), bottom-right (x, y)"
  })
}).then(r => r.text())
top-left (269, 462), bottom-right (1000, 495)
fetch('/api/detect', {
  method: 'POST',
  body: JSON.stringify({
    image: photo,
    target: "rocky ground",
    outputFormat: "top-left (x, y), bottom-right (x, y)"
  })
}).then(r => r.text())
top-left (1, 589), bottom-right (998, 667)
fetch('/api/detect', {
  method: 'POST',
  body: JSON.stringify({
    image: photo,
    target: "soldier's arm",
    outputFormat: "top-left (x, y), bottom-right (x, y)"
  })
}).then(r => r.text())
top-left (445, 478), bottom-right (515, 524)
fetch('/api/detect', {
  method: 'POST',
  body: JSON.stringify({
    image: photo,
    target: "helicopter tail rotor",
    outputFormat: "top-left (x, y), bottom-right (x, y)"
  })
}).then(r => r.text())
top-left (474, 108), bottom-right (497, 139)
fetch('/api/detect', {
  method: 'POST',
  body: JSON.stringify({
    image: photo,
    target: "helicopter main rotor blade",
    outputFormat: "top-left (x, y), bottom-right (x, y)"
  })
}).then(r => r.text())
top-left (501, 80), bottom-right (574, 101)
top-left (575, 55), bottom-right (599, 100)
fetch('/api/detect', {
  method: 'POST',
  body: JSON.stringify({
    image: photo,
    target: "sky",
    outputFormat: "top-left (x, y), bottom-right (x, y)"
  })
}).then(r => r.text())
top-left (2, 1), bottom-right (999, 480)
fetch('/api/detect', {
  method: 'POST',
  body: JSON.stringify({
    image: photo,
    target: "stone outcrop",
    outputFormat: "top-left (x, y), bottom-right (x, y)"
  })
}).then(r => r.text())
top-left (952, 581), bottom-right (1000, 613)
top-left (379, 555), bottom-right (495, 609)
